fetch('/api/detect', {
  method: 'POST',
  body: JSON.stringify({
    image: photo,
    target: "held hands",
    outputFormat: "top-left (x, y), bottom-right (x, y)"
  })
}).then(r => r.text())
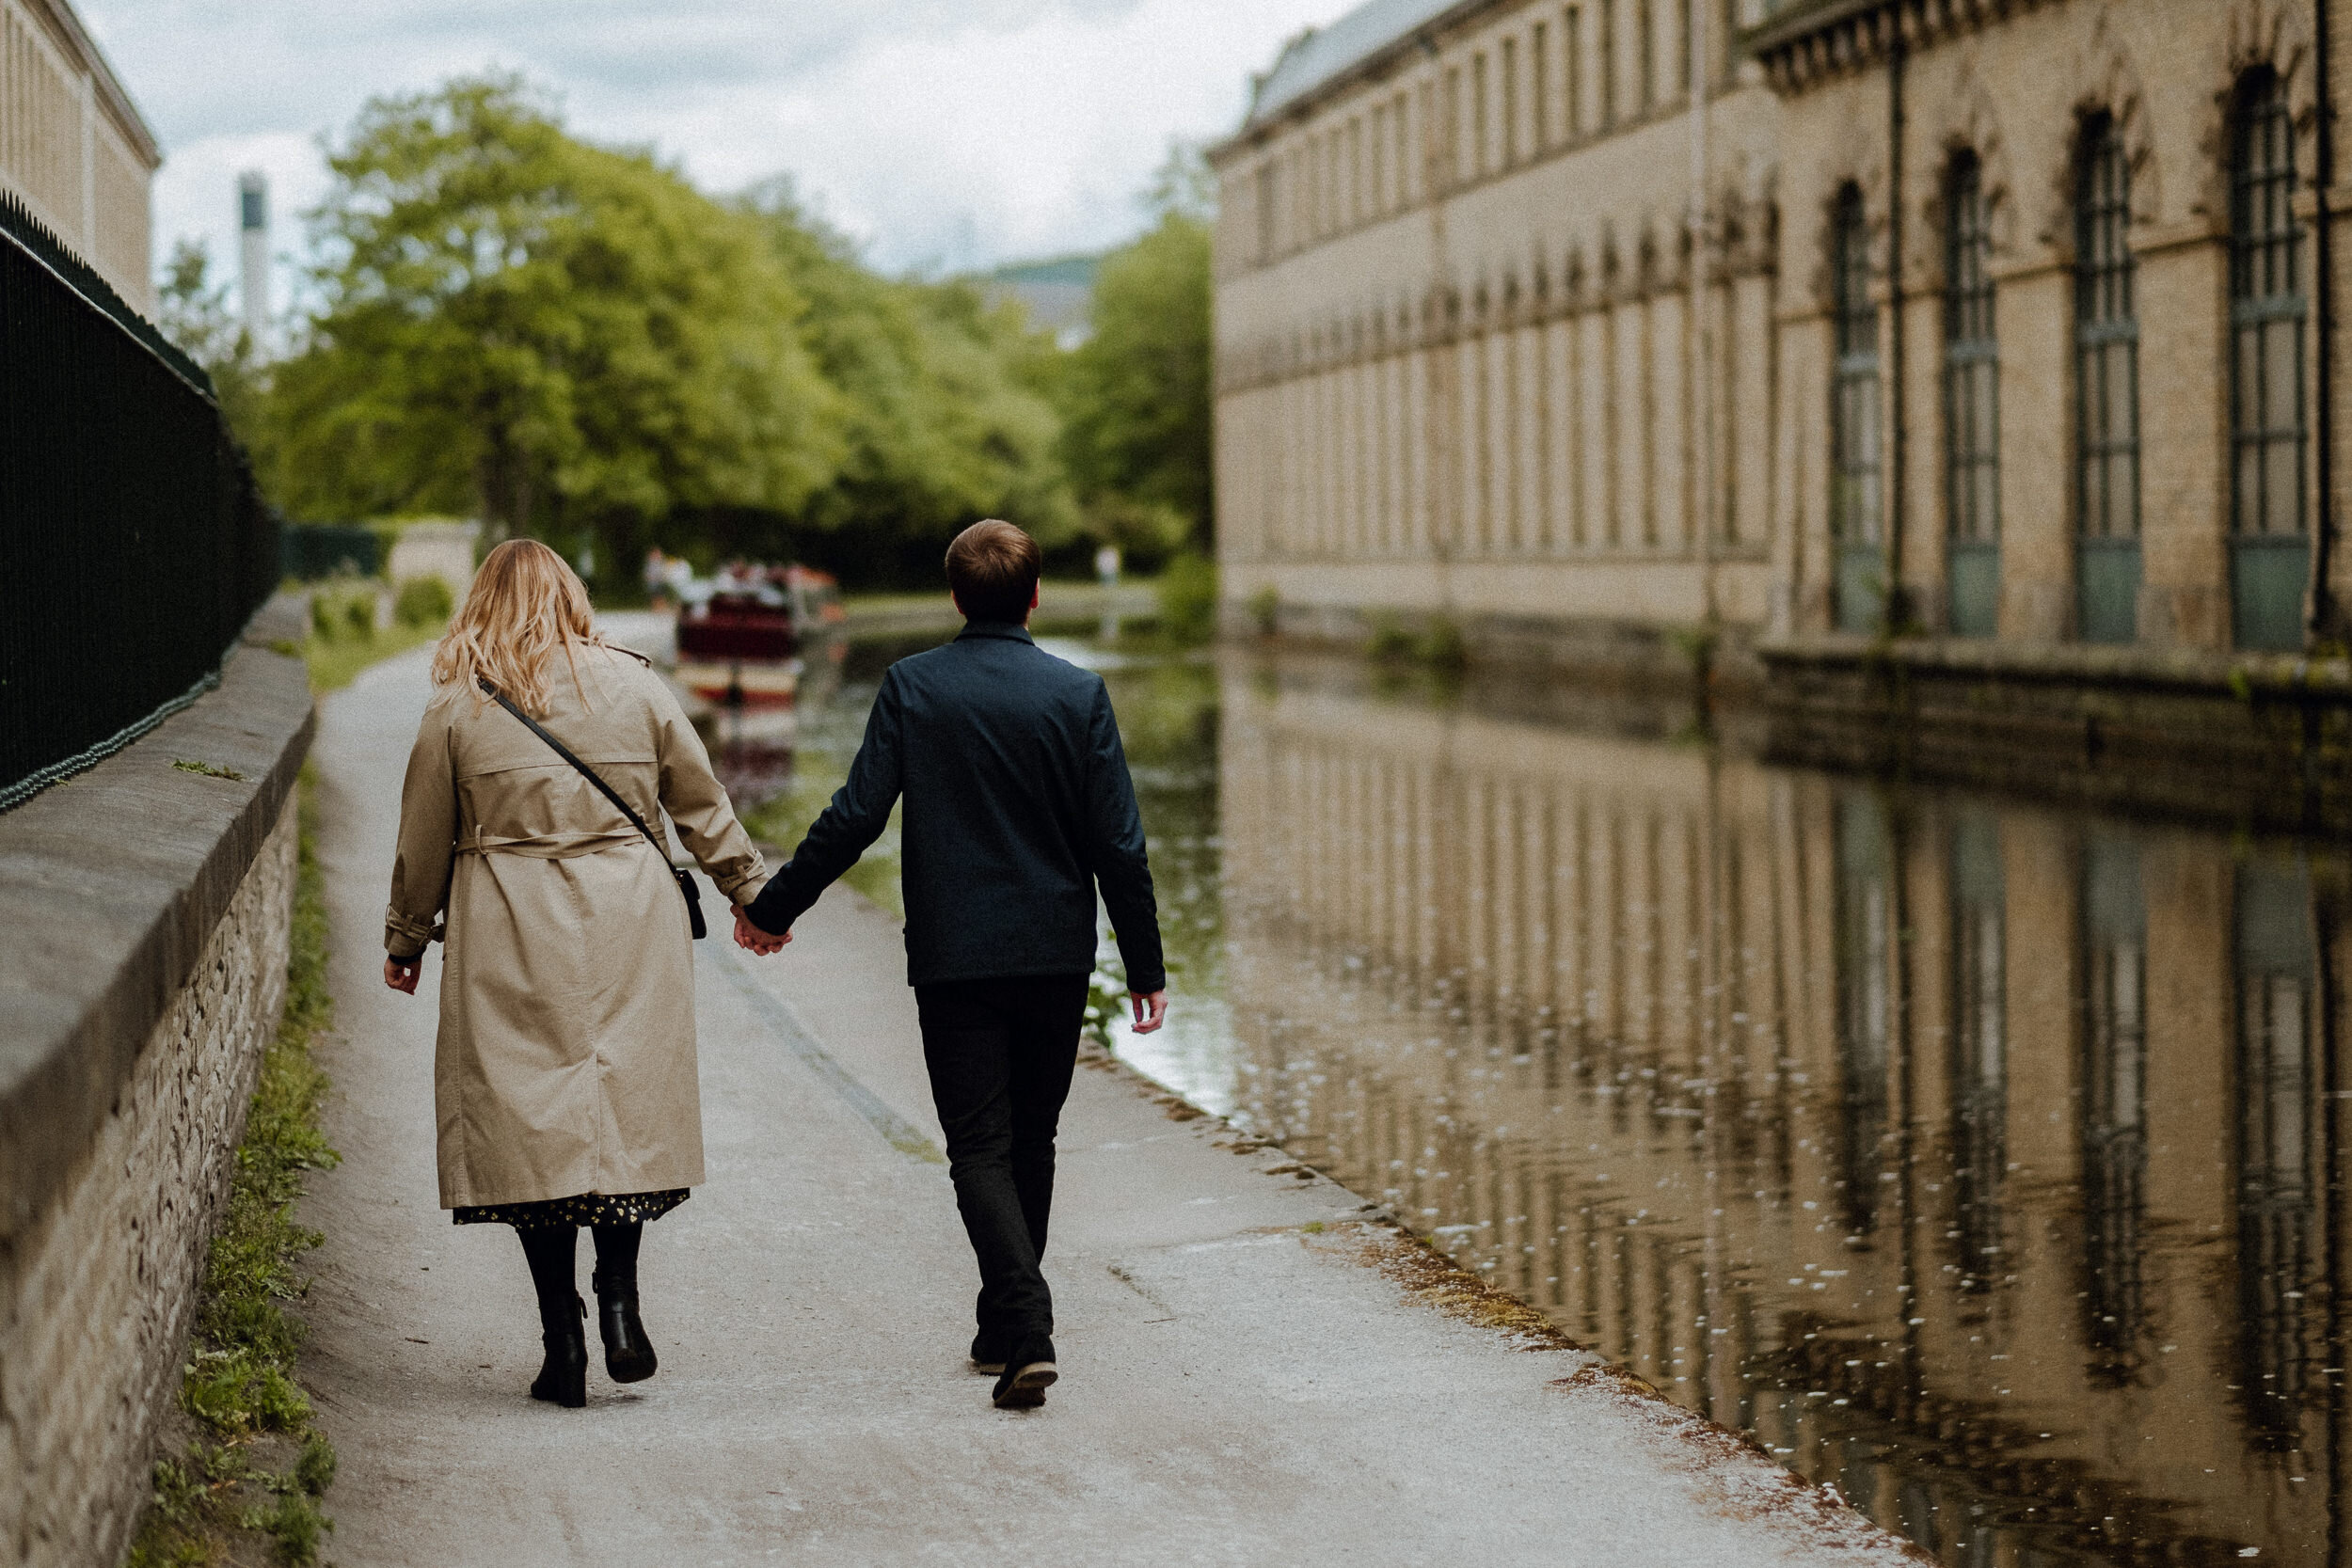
top-left (1129, 990), bottom-right (1168, 1035)
top-left (734, 905), bottom-right (791, 956)
top-left (384, 954), bottom-right (422, 994)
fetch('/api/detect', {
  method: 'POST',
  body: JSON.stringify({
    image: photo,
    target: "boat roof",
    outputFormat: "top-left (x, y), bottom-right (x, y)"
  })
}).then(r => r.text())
top-left (1245, 0), bottom-right (1466, 129)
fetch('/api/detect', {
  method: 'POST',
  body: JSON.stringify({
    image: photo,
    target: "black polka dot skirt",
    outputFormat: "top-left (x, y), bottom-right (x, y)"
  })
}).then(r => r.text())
top-left (451, 1189), bottom-right (690, 1228)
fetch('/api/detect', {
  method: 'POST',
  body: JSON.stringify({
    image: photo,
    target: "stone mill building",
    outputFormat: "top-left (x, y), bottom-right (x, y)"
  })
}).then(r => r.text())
top-left (1208, 0), bottom-right (2345, 706)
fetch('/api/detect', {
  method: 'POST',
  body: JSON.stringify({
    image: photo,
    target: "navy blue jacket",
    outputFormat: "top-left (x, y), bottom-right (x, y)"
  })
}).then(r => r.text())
top-left (744, 622), bottom-right (1166, 992)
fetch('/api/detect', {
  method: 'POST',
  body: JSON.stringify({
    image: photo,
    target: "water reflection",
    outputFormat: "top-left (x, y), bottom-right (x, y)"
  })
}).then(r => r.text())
top-left (1207, 657), bottom-right (2348, 1566)
top-left (756, 626), bottom-right (2347, 1563)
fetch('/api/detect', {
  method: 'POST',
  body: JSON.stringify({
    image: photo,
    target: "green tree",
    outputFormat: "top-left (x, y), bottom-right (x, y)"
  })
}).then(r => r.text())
top-left (740, 182), bottom-right (1075, 583)
top-left (154, 238), bottom-right (262, 437)
top-left (262, 74), bottom-right (842, 565)
top-left (1055, 146), bottom-right (1215, 554)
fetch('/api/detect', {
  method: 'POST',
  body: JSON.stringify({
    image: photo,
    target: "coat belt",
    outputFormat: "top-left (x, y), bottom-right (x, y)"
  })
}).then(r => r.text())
top-left (459, 827), bottom-right (644, 860)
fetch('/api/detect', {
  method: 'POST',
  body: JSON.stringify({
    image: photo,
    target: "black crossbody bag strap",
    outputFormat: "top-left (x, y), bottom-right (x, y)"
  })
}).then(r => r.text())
top-left (484, 684), bottom-right (707, 940)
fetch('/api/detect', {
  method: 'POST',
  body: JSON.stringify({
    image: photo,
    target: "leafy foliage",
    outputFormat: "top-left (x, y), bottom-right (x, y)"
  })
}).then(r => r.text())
top-left (1156, 553), bottom-right (1218, 645)
top-left (725, 182), bottom-right (1076, 584)
top-left (262, 75), bottom-right (842, 554)
top-left (154, 240), bottom-right (263, 437)
top-left (1051, 147), bottom-right (1215, 556)
top-left (199, 76), bottom-right (1221, 597)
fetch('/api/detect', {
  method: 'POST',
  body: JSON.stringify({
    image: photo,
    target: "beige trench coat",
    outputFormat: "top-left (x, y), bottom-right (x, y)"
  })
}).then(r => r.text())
top-left (385, 643), bottom-right (765, 1209)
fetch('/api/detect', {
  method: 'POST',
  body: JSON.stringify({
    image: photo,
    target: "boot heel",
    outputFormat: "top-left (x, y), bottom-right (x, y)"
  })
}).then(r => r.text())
top-left (531, 1295), bottom-right (589, 1408)
top-left (594, 1268), bottom-right (660, 1384)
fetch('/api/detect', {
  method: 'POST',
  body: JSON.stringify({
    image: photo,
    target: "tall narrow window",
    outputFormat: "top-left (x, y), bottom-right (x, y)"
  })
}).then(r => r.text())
top-left (1945, 152), bottom-right (2000, 636)
top-left (1348, 117), bottom-right (1364, 227)
top-left (1637, 0), bottom-right (1656, 113)
top-left (1371, 105), bottom-right (1388, 216)
top-left (1532, 24), bottom-right (1549, 150)
top-left (1396, 92), bottom-right (1412, 208)
top-left (1677, 0), bottom-right (1693, 97)
top-left (1256, 163), bottom-right (1277, 263)
top-left (1565, 8), bottom-right (1583, 136)
top-left (1325, 133), bottom-right (1341, 234)
top-left (2231, 68), bottom-right (2310, 650)
top-left (1502, 38), bottom-right (1519, 167)
top-left (1599, 0), bottom-right (1616, 128)
top-left (1831, 183), bottom-right (1884, 633)
top-left (2075, 112), bottom-right (2141, 642)
top-left (1304, 138), bottom-right (1320, 242)
top-left (1473, 54), bottom-right (1490, 177)
top-left (2080, 832), bottom-right (2147, 1383)
top-left (1444, 68), bottom-right (1461, 189)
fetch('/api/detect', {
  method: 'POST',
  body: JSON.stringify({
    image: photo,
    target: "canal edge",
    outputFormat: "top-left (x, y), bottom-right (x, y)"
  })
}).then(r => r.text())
top-left (1073, 1037), bottom-right (1937, 1566)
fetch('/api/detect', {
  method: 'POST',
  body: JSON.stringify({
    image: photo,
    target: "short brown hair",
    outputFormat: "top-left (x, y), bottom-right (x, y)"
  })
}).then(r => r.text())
top-left (946, 519), bottom-right (1041, 622)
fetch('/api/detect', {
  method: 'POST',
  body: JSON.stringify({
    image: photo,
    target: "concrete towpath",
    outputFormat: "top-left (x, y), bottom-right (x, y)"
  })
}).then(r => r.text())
top-left (296, 641), bottom-right (1919, 1568)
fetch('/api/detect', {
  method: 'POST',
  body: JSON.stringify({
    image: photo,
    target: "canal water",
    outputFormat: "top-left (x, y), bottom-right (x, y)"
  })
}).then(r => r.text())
top-left (713, 623), bottom-right (2352, 1568)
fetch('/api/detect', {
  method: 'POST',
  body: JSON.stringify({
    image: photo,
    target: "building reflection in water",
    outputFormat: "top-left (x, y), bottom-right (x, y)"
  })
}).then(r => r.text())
top-left (1214, 660), bottom-right (2348, 1565)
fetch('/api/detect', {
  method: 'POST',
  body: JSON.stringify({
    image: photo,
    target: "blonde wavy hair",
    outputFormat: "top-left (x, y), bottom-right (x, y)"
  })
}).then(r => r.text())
top-left (431, 539), bottom-right (606, 716)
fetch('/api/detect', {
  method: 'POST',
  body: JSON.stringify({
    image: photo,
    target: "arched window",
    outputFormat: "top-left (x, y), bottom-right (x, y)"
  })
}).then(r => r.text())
top-left (2230, 67), bottom-right (2310, 650)
top-left (1830, 183), bottom-right (1883, 633)
top-left (2074, 113), bottom-right (2140, 642)
top-left (1945, 151), bottom-right (2000, 636)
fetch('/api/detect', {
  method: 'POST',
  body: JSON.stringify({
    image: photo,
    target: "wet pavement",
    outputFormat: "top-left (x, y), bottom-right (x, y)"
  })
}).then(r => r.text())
top-left (741, 625), bottom-right (2352, 1568)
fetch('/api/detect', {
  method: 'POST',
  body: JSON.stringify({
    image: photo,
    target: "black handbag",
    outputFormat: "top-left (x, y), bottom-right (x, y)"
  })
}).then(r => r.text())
top-left (484, 684), bottom-right (707, 940)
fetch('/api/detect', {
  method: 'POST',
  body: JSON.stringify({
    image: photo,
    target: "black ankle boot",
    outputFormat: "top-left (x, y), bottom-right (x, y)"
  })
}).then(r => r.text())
top-left (594, 1268), bottom-right (658, 1384)
top-left (530, 1293), bottom-right (588, 1407)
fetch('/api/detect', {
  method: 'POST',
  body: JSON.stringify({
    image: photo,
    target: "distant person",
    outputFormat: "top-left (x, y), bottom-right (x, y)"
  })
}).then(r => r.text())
top-left (382, 539), bottom-right (771, 1408)
top-left (738, 519), bottom-right (1167, 1410)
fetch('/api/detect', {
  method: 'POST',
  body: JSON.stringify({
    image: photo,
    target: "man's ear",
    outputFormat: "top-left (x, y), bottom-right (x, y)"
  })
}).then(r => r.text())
top-left (1029, 582), bottom-right (1041, 610)
top-left (950, 589), bottom-right (962, 617)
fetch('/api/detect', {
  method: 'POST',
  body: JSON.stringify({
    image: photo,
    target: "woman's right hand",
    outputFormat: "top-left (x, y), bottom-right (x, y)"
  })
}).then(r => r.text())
top-left (385, 954), bottom-right (423, 994)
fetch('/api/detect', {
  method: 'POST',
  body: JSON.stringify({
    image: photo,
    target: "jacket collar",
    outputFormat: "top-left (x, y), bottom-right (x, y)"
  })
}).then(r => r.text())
top-left (955, 620), bottom-right (1035, 644)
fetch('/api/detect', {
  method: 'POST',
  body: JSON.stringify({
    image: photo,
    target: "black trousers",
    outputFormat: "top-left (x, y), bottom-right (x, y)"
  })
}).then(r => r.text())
top-left (914, 973), bottom-right (1089, 1356)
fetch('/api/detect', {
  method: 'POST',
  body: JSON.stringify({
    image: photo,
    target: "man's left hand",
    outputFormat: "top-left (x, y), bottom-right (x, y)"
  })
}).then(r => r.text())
top-left (1129, 990), bottom-right (1168, 1034)
top-left (735, 906), bottom-right (790, 955)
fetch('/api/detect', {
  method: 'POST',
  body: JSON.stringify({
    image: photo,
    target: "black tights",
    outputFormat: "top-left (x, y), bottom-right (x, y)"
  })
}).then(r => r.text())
top-left (516, 1223), bottom-right (642, 1328)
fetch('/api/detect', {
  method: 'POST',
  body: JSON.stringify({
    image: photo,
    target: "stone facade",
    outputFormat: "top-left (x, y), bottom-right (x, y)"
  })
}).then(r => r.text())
top-left (0, 797), bottom-right (295, 1566)
top-left (1209, 0), bottom-right (2346, 673)
top-left (0, 0), bottom-right (159, 312)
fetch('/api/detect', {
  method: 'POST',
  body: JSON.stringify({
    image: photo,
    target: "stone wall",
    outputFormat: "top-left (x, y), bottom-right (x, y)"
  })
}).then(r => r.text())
top-left (0, 600), bottom-right (314, 1567)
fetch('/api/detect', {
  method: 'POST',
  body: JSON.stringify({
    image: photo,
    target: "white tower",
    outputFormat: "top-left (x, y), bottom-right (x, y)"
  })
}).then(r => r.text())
top-left (237, 170), bottom-right (268, 348)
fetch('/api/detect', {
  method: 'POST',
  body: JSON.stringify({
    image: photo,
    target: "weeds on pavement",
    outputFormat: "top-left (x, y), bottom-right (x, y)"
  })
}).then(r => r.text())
top-left (129, 775), bottom-right (342, 1568)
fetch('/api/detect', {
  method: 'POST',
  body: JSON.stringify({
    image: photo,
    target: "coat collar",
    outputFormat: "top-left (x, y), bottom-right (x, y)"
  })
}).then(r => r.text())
top-left (955, 620), bottom-right (1035, 645)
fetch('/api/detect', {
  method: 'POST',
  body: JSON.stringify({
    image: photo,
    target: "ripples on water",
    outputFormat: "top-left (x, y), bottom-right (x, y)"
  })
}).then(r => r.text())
top-left (717, 626), bottom-right (2351, 1567)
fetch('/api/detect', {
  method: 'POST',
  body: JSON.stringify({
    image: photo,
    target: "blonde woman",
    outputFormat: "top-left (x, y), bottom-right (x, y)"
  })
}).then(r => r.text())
top-left (383, 539), bottom-right (771, 1408)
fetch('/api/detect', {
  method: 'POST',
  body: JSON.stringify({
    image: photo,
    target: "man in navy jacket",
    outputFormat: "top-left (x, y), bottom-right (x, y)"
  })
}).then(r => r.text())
top-left (739, 519), bottom-right (1167, 1409)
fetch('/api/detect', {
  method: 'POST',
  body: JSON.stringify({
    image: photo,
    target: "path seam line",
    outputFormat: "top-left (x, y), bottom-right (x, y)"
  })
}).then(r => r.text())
top-left (707, 944), bottom-right (946, 1165)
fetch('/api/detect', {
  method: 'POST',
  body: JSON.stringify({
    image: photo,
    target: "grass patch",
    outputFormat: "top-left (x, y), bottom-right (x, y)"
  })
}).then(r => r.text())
top-left (302, 582), bottom-right (447, 694)
top-left (174, 759), bottom-right (247, 782)
top-left (740, 777), bottom-right (905, 916)
top-left (129, 774), bottom-right (343, 1568)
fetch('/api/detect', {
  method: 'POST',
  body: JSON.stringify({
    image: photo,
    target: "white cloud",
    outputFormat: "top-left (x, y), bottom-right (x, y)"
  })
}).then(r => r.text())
top-left (74, 0), bottom-right (1336, 301)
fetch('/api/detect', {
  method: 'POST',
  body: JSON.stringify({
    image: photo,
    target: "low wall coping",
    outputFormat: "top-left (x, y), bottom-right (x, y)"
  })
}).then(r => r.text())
top-left (0, 596), bottom-right (315, 1243)
top-left (1758, 632), bottom-right (2352, 697)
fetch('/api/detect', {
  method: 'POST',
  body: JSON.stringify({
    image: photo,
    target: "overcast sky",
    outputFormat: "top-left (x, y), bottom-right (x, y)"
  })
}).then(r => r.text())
top-left (74, 0), bottom-right (1337, 300)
